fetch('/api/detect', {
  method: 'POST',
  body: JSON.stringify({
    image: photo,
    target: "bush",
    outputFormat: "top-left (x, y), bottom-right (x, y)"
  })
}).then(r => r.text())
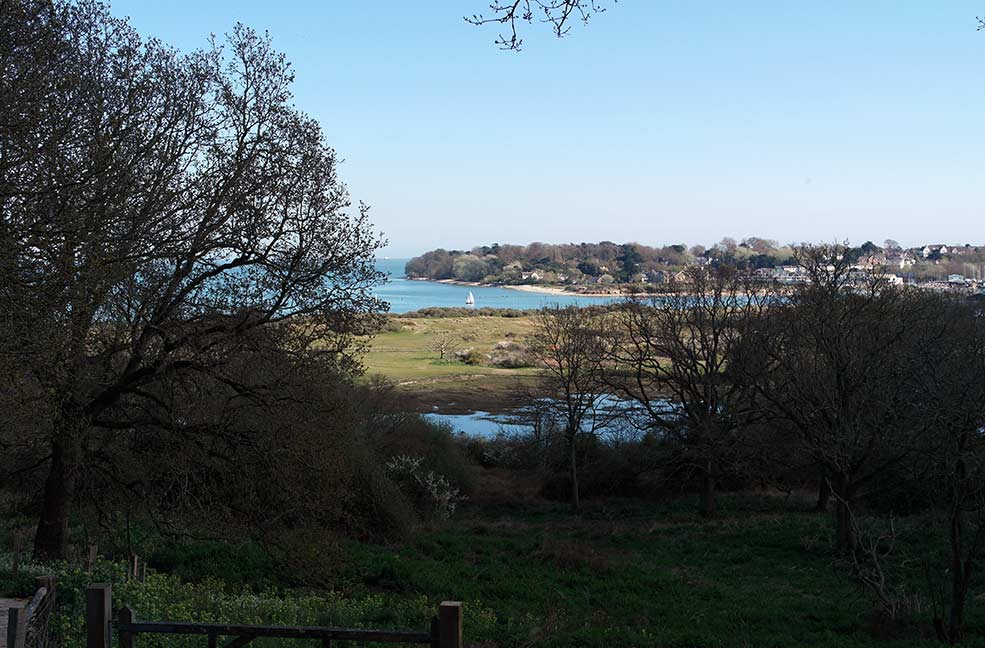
top-left (364, 415), bottom-right (477, 499)
top-left (461, 433), bottom-right (544, 470)
top-left (148, 541), bottom-right (280, 590)
top-left (454, 348), bottom-right (485, 365)
top-left (488, 341), bottom-right (535, 368)
top-left (380, 317), bottom-right (406, 332)
top-left (385, 456), bottom-right (467, 521)
top-left (0, 569), bottom-right (41, 597)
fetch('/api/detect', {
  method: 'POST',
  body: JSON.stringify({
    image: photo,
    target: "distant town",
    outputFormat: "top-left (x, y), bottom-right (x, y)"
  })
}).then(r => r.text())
top-left (405, 239), bottom-right (985, 297)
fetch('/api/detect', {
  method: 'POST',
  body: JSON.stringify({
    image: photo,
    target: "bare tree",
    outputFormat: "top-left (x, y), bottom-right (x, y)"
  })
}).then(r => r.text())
top-left (605, 266), bottom-right (773, 515)
top-left (907, 298), bottom-right (985, 644)
top-left (466, 1), bottom-right (615, 50)
top-left (525, 305), bottom-right (609, 509)
top-left (1, 1), bottom-right (384, 559)
top-left (744, 245), bottom-right (934, 552)
top-left (430, 331), bottom-right (459, 361)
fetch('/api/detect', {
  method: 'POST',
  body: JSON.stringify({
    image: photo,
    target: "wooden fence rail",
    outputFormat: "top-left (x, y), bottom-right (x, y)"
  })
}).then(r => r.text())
top-left (86, 584), bottom-right (462, 648)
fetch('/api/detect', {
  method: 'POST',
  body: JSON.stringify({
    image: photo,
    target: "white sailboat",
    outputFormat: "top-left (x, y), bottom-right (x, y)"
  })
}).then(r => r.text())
top-left (465, 290), bottom-right (475, 306)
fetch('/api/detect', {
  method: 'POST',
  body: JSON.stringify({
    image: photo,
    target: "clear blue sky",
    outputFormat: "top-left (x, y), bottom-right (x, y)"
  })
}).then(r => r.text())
top-left (109, 1), bottom-right (985, 257)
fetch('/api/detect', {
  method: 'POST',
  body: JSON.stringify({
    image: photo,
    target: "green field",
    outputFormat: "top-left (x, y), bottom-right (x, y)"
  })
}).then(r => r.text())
top-left (340, 486), bottom-right (938, 647)
top-left (363, 316), bottom-right (539, 411)
top-left (364, 316), bottom-right (538, 381)
top-left (8, 477), bottom-right (959, 648)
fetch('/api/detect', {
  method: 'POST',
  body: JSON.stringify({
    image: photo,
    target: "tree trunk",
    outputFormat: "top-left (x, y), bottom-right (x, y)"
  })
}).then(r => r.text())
top-left (698, 459), bottom-right (715, 517)
top-left (815, 474), bottom-right (831, 512)
top-left (832, 471), bottom-right (856, 553)
top-left (948, 571), bottom-right (968, 645)
top-left (34, 432), bottom-right (80, 561)
top-left (946, 499), bottom-right (969, 645)
top-left (569, 435), bottom-right (580, 511)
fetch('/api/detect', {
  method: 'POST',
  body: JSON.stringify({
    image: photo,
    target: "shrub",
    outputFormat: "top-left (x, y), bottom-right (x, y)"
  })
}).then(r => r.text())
top-left (148, 541), bottom-right (280, 590)
top-left (461, 433), bottom-right (544, 470)
top-left (362, 413), bottom-right (477, 498)
top-left (385, 456), bottom-right (467, 521)
top-left (381, 317), bottom-right (406, 332)
top-left (488, 341), bottom-right (535, 368)
top-left (454, 348), bottom-right (485, 365)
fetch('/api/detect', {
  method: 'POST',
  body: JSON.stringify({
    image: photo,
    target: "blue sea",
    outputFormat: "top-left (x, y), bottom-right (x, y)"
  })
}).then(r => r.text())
top-left (374, 258), bottom-right (620, 314)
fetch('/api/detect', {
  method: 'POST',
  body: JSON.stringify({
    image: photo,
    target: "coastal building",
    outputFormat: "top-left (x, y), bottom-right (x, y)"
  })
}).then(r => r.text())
top-left (921, 244), bottom-right (949, 258)
top-left (885, 253), bottom-right (915, 269)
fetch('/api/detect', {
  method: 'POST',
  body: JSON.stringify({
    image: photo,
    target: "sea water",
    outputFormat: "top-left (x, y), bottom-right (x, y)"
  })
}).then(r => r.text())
top-left (374, 258), bottom-right (621, 314)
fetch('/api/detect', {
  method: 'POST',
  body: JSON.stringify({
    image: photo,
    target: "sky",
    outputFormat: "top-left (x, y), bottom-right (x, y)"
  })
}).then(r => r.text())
top-left (108, 1), bottom-right (985, 257)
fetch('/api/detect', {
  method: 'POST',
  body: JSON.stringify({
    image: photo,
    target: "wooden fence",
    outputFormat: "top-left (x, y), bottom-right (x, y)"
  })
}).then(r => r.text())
top-left (86, 584), bottom-right (463, 648)
top-left (6, 576), bottom-right (56, 648)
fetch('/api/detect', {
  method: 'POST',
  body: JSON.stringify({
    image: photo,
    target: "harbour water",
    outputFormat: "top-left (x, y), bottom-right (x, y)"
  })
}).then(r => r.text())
top-left (422, 396), bottom-right (663, 440)
top-left (373, 258), bottom-right (643, 438)
top-left (374, 258), bottom-right (622, 314)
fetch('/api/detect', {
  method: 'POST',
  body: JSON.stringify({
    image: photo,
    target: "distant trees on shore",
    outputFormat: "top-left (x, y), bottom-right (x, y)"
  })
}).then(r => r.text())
top-left (404, 239), bottom-right (801, 285)
top-left (407, 239), bottom-right (985, 288)
top-left (407, 241), bottom-right (717, 284)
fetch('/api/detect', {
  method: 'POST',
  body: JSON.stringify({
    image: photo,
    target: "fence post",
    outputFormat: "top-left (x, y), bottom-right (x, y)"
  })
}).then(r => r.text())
top-left (118, 606), bottom-right (135, 648)
top-left (86, 583), bottom-right (112, 648)
top-left (437, 601), bottom-right (462, 648)
top-left (86, 544), bottom-right (98, 571)
top-left (7, 606), bottom-right (25, 648)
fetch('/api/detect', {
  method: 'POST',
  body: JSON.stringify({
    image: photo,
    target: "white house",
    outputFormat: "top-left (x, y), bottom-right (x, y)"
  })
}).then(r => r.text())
top-left (885, 253), bottom-right (915, 269)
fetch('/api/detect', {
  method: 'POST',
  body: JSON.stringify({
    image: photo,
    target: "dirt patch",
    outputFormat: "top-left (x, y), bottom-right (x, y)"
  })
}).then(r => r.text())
top-left (396, 375), bottom-right (533, 414)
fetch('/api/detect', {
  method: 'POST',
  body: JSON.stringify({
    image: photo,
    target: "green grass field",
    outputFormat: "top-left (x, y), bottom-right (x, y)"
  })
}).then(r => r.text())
top-left (363, 316), bottom-right (538, 381)
top-left (335, 483), bottom-right (952, 648)
top-left (15, 478), bottom-right (963, 648)
top-left (362, 316), bottom-right (539, 412)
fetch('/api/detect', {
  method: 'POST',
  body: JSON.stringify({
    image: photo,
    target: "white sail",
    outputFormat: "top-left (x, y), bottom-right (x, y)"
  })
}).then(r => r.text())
top-left (466, 291), bottom-right (475, 306)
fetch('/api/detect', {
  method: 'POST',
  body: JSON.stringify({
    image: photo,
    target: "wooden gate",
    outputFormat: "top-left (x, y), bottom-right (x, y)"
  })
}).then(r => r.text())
top-left (85, 584), bottom-right (463, 648)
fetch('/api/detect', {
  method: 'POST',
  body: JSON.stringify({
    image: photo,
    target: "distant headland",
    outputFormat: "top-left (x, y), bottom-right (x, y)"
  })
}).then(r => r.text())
top-left (404, 239), bottom-right (985, 295)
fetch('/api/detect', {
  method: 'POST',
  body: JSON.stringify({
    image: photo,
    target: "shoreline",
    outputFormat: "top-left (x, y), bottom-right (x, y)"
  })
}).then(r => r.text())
top-left (503, 284), bottom-right (647, 298)
top-left (407, 276), bottom-right (789, 299)
top-left (409, 276), bottom-right (641, 298)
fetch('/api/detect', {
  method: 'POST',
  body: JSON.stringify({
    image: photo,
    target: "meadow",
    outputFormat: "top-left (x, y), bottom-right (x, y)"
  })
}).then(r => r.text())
top-left (363, 315), bottom-right (539, 412)
top-left (2, 472), bottom-right (961, 647)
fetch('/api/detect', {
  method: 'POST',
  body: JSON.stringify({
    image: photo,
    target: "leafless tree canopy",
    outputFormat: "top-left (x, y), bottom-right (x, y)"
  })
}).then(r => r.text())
top-left (605, 266), bottom-right (774, 515)
top-left (466, 1), bottom-right (615, 50)
top-left (524, 305), bottom-right (611, 508)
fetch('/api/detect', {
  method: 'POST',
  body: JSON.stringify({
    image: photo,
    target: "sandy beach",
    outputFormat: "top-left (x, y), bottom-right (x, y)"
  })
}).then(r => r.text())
top-left (413, 276), bottom-right (625, 297)
top-left (503, 284), bottom-right (633, 298)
